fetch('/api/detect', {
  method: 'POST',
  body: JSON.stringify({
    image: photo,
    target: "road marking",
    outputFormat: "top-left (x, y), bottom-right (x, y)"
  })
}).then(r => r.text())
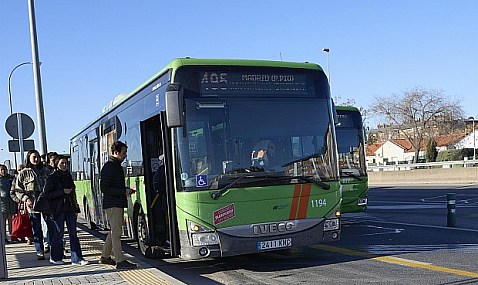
top-left (119, 268), bottom-right (173, 285)
top-left (374, 220), bottom-right (478, 233)
top-left (314, 245), bottom-right (478, 278)
top-left (343, 212), bottom-right (478, 233)
top-left (362, 225), bottom-right (404, 236)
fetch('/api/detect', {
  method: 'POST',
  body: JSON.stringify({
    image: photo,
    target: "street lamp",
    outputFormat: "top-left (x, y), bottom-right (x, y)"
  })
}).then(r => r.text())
top-left (8, 62), bottom-right (33, 115)
top-left (7, 61), bottom-right (33, 168)
top-left (468, 116), bottom-right (476, 161)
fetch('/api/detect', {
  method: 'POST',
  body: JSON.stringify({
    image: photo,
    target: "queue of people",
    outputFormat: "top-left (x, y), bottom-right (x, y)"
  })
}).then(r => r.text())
top-left (1, 144), bottom-right (138, 270)
top-left (0, 150), bottom-right (89, 266)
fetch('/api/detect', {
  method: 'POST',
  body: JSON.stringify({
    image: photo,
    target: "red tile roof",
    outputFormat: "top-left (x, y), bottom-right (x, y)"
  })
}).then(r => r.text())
top-left (366, 143), bottom-right (382, 156)
top-left (391, 139), bottom-right (415, 152)
top-left (367, 132), bottom-right (467, 156)
top-left (435, 132), bottom-right (466, 147)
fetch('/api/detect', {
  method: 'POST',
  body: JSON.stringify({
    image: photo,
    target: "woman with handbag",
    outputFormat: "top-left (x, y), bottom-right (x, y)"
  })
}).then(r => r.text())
top-left (10, 164), bottom-right (33, 244)
top-left (11, 150), bottom-right (51, 260)
top-left (43, 155), bottom-right (88, 265)
top-left (0, 164), bottom-right (17, 242)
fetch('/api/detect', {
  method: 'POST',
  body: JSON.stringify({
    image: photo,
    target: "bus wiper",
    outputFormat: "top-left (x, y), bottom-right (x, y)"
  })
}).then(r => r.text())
top-left (224, 166), bottom-right (265, 174)
top-left (292, 176), bottom-right (330, 190)
top-left (211, 176), bottom-right (247, 200)
top-left (282, 152), bottom-right (321, 167)
top-left (340, 170), bottom-right (363, 181)
top-left (295, 176), bottom-right (331, 190)
top-left (267, 174), bottom-right (330, 190)
top-left (211, 173), bottom-right (331, 200)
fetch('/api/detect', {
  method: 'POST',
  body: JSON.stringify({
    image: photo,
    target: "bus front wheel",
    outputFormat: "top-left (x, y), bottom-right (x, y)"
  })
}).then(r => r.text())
top-left (136, 208), bottom-right (163, 259)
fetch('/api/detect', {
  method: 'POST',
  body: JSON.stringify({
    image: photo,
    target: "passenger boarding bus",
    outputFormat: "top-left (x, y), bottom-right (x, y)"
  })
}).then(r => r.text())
top-left (70, 58), bottom-right (342, 260)
top-left (335, 106), bottom-right (368, 213)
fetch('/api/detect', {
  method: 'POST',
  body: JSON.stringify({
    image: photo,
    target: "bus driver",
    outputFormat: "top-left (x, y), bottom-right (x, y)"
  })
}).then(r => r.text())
top-left (251, 140), bottom-right (276, 168)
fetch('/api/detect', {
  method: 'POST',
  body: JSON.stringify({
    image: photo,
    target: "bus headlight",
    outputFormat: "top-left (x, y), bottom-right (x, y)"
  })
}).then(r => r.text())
top-left (323, 218), bottom-right (340, 231)
top-left (192, 233), bottom-right (219, 246)
top-left (187, 220), bottom-right (219, 246)
top-left (188, 220), bottom-right (212, 233)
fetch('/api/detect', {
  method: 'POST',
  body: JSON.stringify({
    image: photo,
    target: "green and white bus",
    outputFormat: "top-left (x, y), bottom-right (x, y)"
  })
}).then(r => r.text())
top-left (70, 58), bottom-right (342, 260)
top-left (335, 106), bottom-right (368, 213)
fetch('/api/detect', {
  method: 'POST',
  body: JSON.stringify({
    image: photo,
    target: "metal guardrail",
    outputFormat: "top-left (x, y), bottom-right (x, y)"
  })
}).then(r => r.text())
top-left (368, 160), bottom-right (478, 171)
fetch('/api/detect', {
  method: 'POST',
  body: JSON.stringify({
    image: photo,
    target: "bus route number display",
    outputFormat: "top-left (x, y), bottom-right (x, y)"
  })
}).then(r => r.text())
top-left (199, 72), bottom-right (313, 97)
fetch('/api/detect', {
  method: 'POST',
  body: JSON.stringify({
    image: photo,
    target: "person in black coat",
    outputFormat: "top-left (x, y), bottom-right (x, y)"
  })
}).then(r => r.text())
top-left (43, 156), bottom-right (88, 265)
top-left (99, 141), bottom-right (137, 269)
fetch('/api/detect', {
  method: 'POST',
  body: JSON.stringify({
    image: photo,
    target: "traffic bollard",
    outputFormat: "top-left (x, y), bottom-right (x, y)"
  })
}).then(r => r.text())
top-left (447, 193), bottom-right (456, 227)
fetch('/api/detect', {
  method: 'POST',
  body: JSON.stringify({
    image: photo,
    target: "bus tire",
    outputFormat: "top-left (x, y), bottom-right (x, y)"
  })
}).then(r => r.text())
top-left (136, 208), bottom-right (164, 259)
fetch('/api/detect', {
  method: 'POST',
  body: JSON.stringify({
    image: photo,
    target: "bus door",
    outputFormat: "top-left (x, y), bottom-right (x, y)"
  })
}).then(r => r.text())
top-left (89, 138), bottom-right (104, 229)
top-left (140, 113), bottom-right (179, 257)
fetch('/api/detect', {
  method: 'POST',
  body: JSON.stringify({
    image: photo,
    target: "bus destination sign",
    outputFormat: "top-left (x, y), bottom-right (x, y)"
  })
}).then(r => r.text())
top-left (199, 71), bottom-right (313, 97)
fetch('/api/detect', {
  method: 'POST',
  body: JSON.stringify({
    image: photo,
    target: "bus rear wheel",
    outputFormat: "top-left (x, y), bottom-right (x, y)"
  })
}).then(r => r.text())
top-left (136, 209), bottom-right (164, 259)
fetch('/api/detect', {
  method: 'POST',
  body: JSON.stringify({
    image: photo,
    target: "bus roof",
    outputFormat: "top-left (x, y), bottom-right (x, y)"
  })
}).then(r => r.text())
top-left (335, 105), bottom-right (360, 113)
top-left (71, 58), bottom-right (324, 140)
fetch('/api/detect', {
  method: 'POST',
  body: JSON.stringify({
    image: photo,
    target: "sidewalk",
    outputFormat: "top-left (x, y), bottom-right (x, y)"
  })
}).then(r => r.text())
top-left (2, 226), bottom-right (185, 285)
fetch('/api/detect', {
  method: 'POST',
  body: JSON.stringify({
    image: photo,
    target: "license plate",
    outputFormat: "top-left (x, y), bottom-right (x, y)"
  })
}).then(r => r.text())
top-left (257, 238), bottom-right (292, 251)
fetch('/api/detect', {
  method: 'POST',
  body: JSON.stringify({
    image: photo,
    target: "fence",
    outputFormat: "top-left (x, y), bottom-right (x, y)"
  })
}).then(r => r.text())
top-left (367, 160), bottom-right (478, 185)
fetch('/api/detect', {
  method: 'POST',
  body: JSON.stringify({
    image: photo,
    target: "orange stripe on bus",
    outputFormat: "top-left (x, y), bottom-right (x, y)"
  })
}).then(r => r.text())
top-left (289, 185), bottom-right (302, 219)
top-left (297, 184), bottom-right (311, 219)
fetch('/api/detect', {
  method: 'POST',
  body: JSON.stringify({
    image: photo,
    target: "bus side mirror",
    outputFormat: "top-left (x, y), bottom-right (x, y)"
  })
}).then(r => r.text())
top-left (165, 83), bottom-right (184, 127)
top-left (332, 100), bottom-right (340, 126)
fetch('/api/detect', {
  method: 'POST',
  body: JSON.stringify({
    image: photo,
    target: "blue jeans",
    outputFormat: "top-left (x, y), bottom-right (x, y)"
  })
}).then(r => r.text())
top-left (28, 212), bottom-right (45, 255)
top-left (47, 212), bottom-right (83, 263)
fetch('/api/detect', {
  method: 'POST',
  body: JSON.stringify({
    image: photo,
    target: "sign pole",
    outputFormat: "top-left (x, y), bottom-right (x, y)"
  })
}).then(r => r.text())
top-left (17, 114), bottom-right (25, 164)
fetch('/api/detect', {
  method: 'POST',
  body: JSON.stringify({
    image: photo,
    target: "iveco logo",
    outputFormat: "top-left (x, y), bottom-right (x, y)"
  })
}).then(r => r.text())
top-left (252, 221), bottom-right (296, 235)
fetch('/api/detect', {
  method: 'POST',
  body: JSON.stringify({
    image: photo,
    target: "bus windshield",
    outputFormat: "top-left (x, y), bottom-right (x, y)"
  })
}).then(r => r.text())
top-left (173, 67), bottom-right (338, 191)
top-left (335, 110), bottom-right (367, 177)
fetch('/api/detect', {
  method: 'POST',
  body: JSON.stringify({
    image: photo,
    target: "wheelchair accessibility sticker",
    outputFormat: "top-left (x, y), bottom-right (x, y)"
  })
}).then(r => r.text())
top-left (196, 175), bottom-right (208, 188)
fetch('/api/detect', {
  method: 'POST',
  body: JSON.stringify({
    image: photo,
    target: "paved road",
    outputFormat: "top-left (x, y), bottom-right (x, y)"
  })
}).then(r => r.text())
top-left (98, 185), bottom-right (478, 284)
top-left (138, 186), bottom-right (478, 284)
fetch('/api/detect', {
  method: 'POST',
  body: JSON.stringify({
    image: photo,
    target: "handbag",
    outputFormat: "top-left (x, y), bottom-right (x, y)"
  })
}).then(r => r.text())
top-left (11, 202), bottom-right (33, 240)
top-left (33, 191), bottom-right (52, 213)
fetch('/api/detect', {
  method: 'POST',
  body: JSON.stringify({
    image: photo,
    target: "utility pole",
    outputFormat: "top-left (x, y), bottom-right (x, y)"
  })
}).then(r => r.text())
top-left (28, 0), bottom-right (48, 156)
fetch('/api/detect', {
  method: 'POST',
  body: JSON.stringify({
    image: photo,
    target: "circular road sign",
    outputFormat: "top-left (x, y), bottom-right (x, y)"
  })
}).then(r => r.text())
top-left (5, 113), bottom-right (35, 139)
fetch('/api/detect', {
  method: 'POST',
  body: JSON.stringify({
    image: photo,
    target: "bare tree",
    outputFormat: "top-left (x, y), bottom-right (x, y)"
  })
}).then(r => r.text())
top-left (369, 87), bottom-right (463, 163)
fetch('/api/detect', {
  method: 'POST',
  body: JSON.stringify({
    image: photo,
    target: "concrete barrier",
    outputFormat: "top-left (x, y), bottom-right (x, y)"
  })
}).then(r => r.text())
top-left (368, 167), bottom-right (478, 185)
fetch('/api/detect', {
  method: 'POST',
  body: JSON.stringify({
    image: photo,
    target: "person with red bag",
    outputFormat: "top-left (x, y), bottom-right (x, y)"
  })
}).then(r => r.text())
top-left (10, 164), bottom-right (33, 244)
top-left (10, 150), bottom-right (52, 260)
top-left (10, 201), bottom-right (33, 242)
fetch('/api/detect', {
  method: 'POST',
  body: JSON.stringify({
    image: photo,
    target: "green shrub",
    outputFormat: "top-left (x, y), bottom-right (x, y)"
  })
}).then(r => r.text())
top-left (437, 148), bottom-right (475, 161)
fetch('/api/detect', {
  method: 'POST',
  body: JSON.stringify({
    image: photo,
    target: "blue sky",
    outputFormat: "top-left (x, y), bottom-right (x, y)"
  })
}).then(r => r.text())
top-left (1, 1), bottom-right (477, 166)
